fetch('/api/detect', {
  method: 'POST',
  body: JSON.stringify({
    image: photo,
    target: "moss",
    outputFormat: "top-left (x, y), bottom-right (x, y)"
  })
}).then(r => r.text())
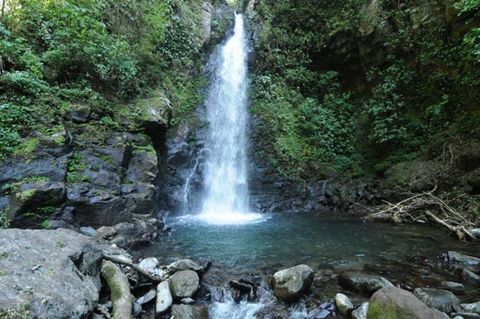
top-left (66, 153), bottom-right (91, 183)
top-left (13, 137), bottom-right (40, 159)
top-left (383, 162), bottom-right (414, 189)
top-left (16, 189), bottom-right (36, 202)
top-left (41, 219), bottom-right (50, 229)
top-left (367, 300), bottom-right (414, 319)
top-left (0, 304), bottom-right (31, 319)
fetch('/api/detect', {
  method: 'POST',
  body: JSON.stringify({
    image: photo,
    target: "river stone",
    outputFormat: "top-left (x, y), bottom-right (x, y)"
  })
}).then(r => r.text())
top-left (447, 251), bottom-right (480, 266)
top-left (369, 287), bottom-right (449, 319)
top-left (352, 302), bottom-right (369, 319)
top-left (414, 288), bottom-right (461, 313)
top-left (271, 264), bottom-right (314, 301)
top-left (137, 289), bottom-right (156, 305)
top-left (462, 301), bottom-right (480, 313)
top-left (338, 271), bottom-right (393, 295)
top-left (168, 259), bottom-right (203, 273)
top-left (139, 257), bottom-right (163, 278)
top-left (169, 270), bottom-right (200, 298)
top-left (171, 304), bottom-right (208, 319)
top-left (156, 281), bottom-right (173, 314)
top-left (0, 229), bottom-right (105, 319)
top-left (461, 268), bottom-right (480, 286)
top-left (334, 293), bottom-right (354, 315)
top-left (441, 281), bottom-right (465, 294)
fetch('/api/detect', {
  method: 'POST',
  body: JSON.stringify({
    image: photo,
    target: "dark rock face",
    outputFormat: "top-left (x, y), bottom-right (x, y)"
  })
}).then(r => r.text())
top-left (0, 229), bottom-right (106, 319)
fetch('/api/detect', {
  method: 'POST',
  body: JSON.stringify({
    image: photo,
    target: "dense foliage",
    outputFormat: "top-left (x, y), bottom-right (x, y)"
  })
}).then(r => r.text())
top-left (0, 0), bottom-right (221, 159)
top-left (249, 0), bottom-right (480, 179)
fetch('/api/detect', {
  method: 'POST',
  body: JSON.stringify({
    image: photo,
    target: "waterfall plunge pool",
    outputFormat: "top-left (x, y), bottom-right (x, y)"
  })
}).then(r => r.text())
top-left (139, 213), bottom-right (480, 318)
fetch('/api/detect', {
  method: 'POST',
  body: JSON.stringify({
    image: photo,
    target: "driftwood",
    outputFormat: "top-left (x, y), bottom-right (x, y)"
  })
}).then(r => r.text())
top-left (364, 189), bottom-right (477, 241)
top-left (101, 261), bottom-right (134, 319)
top-left (103, 253), bottom-right (163, 282)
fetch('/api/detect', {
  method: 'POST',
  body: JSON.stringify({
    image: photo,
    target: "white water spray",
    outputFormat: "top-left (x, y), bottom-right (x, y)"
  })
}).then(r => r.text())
top-left (198, 13), bottom-right (261, 225)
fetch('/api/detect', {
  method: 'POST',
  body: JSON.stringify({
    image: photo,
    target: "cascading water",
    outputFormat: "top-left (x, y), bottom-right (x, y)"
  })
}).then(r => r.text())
top-left (197, 13), bottom-right (262, 225)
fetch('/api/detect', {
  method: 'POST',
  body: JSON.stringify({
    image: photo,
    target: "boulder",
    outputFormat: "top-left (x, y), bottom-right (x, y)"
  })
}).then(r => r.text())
top-left (338, 272), bottom-right (393, 295)
top-left (156, 281), bottom-right (173, 314)
top-left (413, 288), bottom-right (460, 313)
top-left (271, 264), bottom-right (314, 301)
top-left (368, 287), bottom-right (450, 319)
top-left (352, 302), bottom-right (369, 319)
top-left (335, 293), bottom-right (354, 316)
top-left (0, 229), bottom-right (106, 319)
top-left (441, 281), bottom-right (465, 295)
top-left (169, 270), bottom-right (200, 299)
top-left (171, 304), bottom-right (208, 319)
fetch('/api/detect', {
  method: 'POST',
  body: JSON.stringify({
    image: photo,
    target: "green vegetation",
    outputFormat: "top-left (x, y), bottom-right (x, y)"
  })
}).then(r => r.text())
top-left (0, 0), bottom-right (220, 160)
top-left (250, 0), bottom-right (480, 179)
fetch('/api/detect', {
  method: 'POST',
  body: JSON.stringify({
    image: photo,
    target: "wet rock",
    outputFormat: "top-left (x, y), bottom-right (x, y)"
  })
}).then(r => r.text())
top-left (0, 229), bottom-right (106, 318)
top-left (462, 301), bottom-right (480, 314)
top-left (461, 268), bottom-right (480, 286)
top-left (468, 228), bottom-right (480, 239)
top-left (352, 302), bottom-right (369, 319)
top-left (136, 289), bottom-right (156, 305)
top-left (445, 251), bottom-right (480, 266)
top-left (338, 271), bottom-right (393, 295)
top-left (156, 281), bottom-right (172, 314)
top-left (171, 304), bottom-right (208, 319)
top-left (230, 279), bottom-right (258, 302)
top-left (168, 259), bottom-right (203, 273)
top-left (441, 281), bottom-right (465, 295)
top-left (181, 298), bottom-right (195, 304)
top-left (335, 293), bottom-right (354, 315)
top-left (133, 302), bottom-right (142, 317)
top-left (369, 287), bottom-right (449, 319)
top-left (309, 302), bottom-right (336, 319)
top-left (138, 258), bottom-right (164, 278)
top-left (80, 226), bottom-right (97, 237)
top-left (413, 288), bottom-right (460, 313)
top-left (169, 270), bottom-right (200, 299)
top-left (271, 264), bottom-right (314, 301)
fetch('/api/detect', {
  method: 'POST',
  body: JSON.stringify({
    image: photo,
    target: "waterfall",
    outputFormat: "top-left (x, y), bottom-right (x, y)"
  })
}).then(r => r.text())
top-left (198, 13), bottom-right (261, 225)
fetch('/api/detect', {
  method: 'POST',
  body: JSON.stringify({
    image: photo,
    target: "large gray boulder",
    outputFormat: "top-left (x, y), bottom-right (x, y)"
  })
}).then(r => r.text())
top-left (271, 264), bottom-right (314, 301)
top-left (338, 271), bottom-right (393, 295)
top-left (171, 304), bottom-right (208, 319)
top-left (169, 270), bottom-right (200, 299)
top-left (0, 229), bottom-right (105, 319)
top-left (368, 287), bottom-right (449, 319)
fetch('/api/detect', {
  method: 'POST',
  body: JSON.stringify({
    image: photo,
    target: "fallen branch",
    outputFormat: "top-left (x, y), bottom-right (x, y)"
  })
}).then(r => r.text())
top-left (101, 261), bottom-right (134, 319)
top-left (363, 190), bottom-right (477, 241)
